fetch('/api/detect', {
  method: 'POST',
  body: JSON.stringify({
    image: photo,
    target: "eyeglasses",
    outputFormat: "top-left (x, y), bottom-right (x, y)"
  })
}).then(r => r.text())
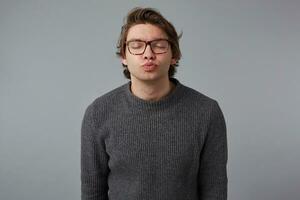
top-left (126, 39), bottom-right (170, 55)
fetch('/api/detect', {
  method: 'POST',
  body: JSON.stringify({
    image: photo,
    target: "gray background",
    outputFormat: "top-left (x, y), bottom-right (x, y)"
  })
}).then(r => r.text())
top-left (1, 0), bottom-right (299, 200)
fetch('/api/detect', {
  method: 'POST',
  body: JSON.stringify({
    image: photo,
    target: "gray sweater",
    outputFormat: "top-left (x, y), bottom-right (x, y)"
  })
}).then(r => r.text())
top-left (81, 79), bottom-right (228, 200)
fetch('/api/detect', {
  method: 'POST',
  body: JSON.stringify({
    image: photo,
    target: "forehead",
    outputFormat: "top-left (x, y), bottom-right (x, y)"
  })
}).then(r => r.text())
top-left (126, 23), bottom-right (168, 41)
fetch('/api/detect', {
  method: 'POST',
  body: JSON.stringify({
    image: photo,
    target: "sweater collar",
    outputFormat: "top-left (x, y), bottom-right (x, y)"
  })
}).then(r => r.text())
top-left (123, 78), bottom-right (184, 110)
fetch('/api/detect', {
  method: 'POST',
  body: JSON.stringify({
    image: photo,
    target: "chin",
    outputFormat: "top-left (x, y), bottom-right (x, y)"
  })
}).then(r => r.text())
top-left (135, 74), bottom-right (168, 83)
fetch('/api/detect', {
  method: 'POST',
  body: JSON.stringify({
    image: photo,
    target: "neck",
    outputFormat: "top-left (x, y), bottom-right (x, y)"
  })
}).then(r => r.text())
top-left (130, 78), bottom-right (175, 101)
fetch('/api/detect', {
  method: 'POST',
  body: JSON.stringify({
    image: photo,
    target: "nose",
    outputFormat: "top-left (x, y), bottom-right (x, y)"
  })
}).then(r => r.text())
top-left (143, 44), bottom-right (156, 60)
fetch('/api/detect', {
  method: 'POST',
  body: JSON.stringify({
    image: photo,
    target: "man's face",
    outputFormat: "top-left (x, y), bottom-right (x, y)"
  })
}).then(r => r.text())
top-left (122, 23), bottom-right (177, 83)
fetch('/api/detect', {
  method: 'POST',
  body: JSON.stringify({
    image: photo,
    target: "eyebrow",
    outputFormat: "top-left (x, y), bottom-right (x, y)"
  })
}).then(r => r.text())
top-left (126, 38), bottom-right (168, 42)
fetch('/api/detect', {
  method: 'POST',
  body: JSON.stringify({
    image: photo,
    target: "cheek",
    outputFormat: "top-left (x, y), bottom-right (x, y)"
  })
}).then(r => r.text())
top-left (161, 53), bottom-right (174, 66)
top-left (124, 56), bottom-right (142, 72)
top-left (122, 52), bottom-right (135, 66)
top-left (126, 56), bottom-right (138, 66)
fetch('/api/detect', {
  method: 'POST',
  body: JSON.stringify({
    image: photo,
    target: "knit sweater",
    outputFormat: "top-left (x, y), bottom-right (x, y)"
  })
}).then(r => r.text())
top-left (81, 78), bottom-right (228, 200)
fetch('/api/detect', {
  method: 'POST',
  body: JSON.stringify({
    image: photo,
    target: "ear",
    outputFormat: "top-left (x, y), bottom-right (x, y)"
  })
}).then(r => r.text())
top-left (171, 58), bottom-right (177, 65)
top-left (122, 57), bottom-right (128, 66)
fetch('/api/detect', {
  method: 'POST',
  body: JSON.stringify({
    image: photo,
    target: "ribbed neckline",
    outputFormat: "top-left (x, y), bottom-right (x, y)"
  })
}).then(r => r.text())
top-left (123, 78), bottom-right (184, 110)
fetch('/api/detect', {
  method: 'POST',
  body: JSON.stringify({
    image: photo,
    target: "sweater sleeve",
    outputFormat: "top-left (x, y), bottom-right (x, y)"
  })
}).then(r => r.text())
top-left (198, 101), bottom-right (228, 200)
top-left (81, 104), bottom-right (109, 200)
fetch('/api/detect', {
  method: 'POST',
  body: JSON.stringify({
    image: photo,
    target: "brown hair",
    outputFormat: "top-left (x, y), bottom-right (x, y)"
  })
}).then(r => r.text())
top-left (116, 7), bottom-right (182, 79)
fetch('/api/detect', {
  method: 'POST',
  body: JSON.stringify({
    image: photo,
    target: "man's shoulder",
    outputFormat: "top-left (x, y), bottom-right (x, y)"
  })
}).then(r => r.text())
top-left (179, 83), bottom-right (223, 119)
top-left (180, 83), bottom-right (216, 105)
top-left (87, 83), bottom-right (128, 111)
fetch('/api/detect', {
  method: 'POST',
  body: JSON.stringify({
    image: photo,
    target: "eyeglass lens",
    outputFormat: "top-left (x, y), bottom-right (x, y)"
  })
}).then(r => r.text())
top-left (127, 39), bottom-right (169, 55)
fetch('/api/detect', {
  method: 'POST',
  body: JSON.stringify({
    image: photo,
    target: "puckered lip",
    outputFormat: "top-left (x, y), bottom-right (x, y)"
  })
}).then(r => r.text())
top-left (142, 61), bottom-right (157, 67)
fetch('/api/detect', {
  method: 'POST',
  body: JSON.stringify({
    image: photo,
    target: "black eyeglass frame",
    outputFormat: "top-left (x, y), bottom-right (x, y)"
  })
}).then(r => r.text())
top-left (126, 39), bottom-right (171, 55)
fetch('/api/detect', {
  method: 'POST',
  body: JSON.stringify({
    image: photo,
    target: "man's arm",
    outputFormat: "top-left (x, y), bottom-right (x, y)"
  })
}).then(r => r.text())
top-left (198, 101), bottom-right (228, 200)
top-left (81, 104), bottom-right (109, 200)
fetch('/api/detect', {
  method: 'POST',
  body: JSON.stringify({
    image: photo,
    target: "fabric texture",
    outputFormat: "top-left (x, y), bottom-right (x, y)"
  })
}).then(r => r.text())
top-left (81, 78), bottom-right (228, 200)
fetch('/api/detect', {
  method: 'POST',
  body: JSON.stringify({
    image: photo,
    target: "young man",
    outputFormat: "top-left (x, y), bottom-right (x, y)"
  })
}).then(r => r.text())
top-left (81, 7), bottom-right (228, 200)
